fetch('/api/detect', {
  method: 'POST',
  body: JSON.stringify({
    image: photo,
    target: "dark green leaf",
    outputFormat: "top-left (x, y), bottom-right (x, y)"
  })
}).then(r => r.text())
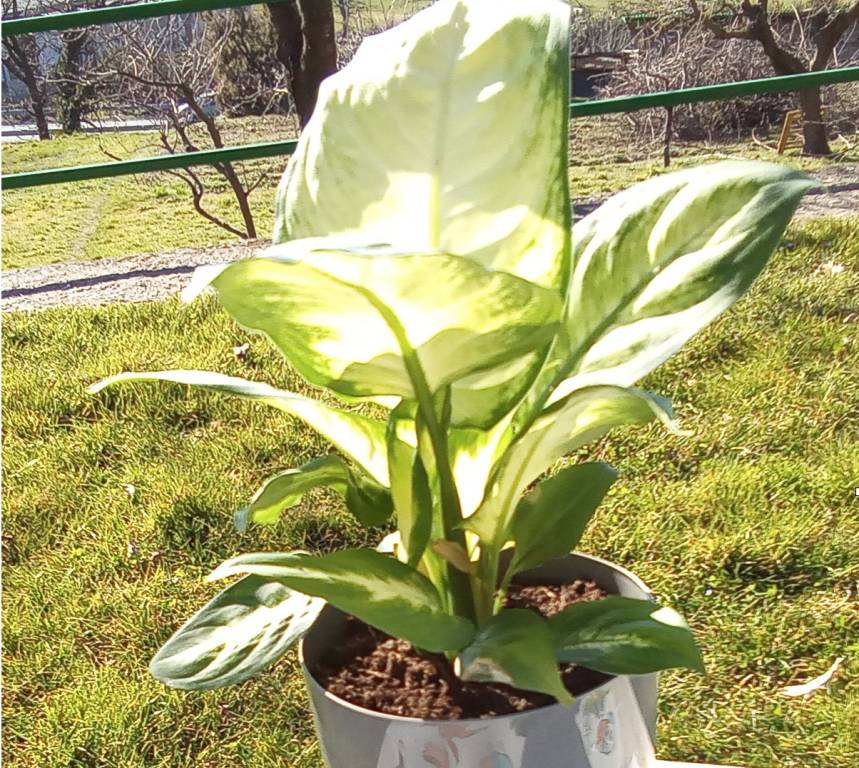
top-left (235, 455), bottom-right (392, 532)
top-left (508, 462), bottom-right (618, 577)
top-left (459, 609), bottom-right (572, 703)
top-left (149, 575), bottom-right (323, 690)
top-left (549, 596), bottom-right (704, 675)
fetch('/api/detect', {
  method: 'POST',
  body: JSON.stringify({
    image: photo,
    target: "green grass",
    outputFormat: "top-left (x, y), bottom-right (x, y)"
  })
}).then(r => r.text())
top-left (4, 114), bottom-right (856, 269)
top-left (3, 216), bottom-right (858, 767)
top-left (569, 113), bottom-right (859, 199)
top-left (1, 117), bottom-right (296, 269)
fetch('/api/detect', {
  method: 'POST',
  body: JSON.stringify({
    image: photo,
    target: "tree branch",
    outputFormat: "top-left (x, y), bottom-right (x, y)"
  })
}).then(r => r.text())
top-left (812, 0), bottom-right (859, 70)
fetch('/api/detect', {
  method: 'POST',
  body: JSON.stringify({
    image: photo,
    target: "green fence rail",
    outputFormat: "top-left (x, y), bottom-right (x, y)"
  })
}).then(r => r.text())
top-left (1, 0), bottom-right (736, 36)
top-left (3, 140), bottom-right (299, 191)
top-left (567, 67), bottom-right (859, 117)
top-left (3, 0), bottom-right (271, 36)
top-left (4, 67), bottom-right (858, 191)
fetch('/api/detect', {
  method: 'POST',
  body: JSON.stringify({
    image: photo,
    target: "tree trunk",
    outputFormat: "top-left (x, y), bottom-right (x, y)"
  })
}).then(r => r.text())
top-left (798, 87), bottom-right (831, 156)
top-left (31, 99), bottom-right (51, 140)
top-left (267, 0), bottom-right (337, 128)
top-left (2, 37), bottom-right (51, 140)
top-left (56, 29), bottom-right (90, 134)
top-left (220, 161), bottom-right (258, 238)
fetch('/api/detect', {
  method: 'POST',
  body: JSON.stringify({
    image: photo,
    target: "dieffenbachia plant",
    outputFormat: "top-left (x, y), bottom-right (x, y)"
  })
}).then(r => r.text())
top-left (91, 0), bottom-right (814, 700)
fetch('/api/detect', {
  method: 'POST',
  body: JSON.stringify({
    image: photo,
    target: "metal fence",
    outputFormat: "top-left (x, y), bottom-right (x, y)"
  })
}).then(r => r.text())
top-left (3, 0), bottom-right (859, 192)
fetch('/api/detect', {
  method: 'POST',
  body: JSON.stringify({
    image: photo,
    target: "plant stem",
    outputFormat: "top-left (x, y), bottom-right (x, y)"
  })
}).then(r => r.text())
top-left (406, 384), bottom-right (475, 625)
top-left (335, 278), bottom-right (477, 623)
top-left (474, 544), bottom-right (499, 621)
top-left (415, 397), bottom-right (477, 623)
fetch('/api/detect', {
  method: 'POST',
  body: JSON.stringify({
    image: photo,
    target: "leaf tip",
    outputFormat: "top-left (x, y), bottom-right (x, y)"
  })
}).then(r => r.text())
top-left (182, 263), bottom-right (230, 303)
top-left (87, 379), bottom-right (108, 395)
top-left (206, 563), bottom-right (231, 582)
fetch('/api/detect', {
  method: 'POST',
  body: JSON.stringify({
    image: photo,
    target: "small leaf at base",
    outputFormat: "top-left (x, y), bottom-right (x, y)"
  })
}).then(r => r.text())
top-left (549, 596), bottom-right (704, 675)
top-left (459, 609), bottom-right (572, 704)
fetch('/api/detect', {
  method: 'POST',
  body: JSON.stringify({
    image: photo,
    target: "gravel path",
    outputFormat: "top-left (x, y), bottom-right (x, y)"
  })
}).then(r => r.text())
top-left (790, 162), bottom-right (859, 219)
top-left (2, 240), bottom-right (266, 313)
top-left (3, 163), bottom-right (857, 313)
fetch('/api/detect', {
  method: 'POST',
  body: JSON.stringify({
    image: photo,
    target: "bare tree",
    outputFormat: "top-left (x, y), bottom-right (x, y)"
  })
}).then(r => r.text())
top-left (692, 0), bottom-right (859, 154)
top-left (569, 6), bottom-right (637, 55)
top-left (206, 7), bottom-right (289, 117)
top-left (266, 0), bottom-right (337, 128)
top-left (336, 0), bottom-right (351, 38)
top-left (3, 0), bottom-right (114, 136)
top-left (2, 0), bottom-right (52, 139)
top-left (103, 15), bottom-right (270, 238)
top-left (600, 13), bottom-right (795, 145)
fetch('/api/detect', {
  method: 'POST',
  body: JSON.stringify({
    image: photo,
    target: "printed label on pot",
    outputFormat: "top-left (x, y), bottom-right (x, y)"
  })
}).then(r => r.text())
top-left (575, 679), bottom-right (656, 768)
top-left (376, 721), bottom-right (525, 768)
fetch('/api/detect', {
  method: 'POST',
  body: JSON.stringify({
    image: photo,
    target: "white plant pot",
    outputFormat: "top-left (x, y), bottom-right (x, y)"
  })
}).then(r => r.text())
top-left (299, 552), bottom-right (660, 768)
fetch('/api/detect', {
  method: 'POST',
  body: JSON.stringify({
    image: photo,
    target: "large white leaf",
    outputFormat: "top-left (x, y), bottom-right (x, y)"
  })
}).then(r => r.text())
top-left (89, 370), bottom-right (389, 486)
top-left (149, 575), bottom-right (324, 690)
top-left (208, 247), bottom-right (561, 402)
top-left (272, 0), bottom-right (572, 426)
top-left (448, 416), bottom-right (513, 519)
top-left (551, 161), bottom-right (814, 401)
top-left (465, 387), bottom-right (675, 545)
top-left (385, 401), bottom-right (434, 566)
top-left (274, 0), bottom-right (571, 290)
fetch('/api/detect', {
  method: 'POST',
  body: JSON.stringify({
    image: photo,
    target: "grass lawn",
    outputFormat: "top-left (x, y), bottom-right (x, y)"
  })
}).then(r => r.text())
top-left (4, 114), bottom-right (856, 269)
top-left (1, 117), bottom-right (296, 270)
top-left (2, 216), bottom-right (858, 767)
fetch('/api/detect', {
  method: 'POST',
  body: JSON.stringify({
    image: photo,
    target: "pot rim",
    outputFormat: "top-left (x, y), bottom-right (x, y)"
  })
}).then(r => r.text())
top-left (297, 550), bottom-right (655, 726)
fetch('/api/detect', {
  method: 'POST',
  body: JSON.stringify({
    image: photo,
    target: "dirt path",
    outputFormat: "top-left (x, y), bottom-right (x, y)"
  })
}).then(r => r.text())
top-left (3, 163), bottom-right (857, 313)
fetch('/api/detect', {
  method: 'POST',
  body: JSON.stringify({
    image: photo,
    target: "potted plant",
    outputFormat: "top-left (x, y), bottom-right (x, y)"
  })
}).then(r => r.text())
top-left (91, 0), bottom-right (813, 765)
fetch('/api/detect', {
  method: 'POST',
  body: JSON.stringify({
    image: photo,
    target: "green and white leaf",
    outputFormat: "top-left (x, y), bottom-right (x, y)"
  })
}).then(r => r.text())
top-left (458, 609), bottom-right (572, 703)
top-left (149, 575), bottom-right (324, 690)
top-left (209, 549), bottom-right (474, 653)
top-left (271, 0), bottom-right (572, 425)
top-left (385, 401), bottom-right (433, 565)
top-left (274, 0), bottom-right (571, 290)
top-left (207, 247), bottom-right (561, 403)
top-left (235, 455), bottom-right (393, 533)
top-left (448, 415), bottom-right (513, 519)
top-left (549, 596), bottom-right (704, 675)
top-left (466, 386), bottom-right (674, 545)
top-left (551, 161), bottom-right (815, 401)
top-left (507, 462), bottom-right (618, 578)
top-left (89, 370), bottom-right (389, 486)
